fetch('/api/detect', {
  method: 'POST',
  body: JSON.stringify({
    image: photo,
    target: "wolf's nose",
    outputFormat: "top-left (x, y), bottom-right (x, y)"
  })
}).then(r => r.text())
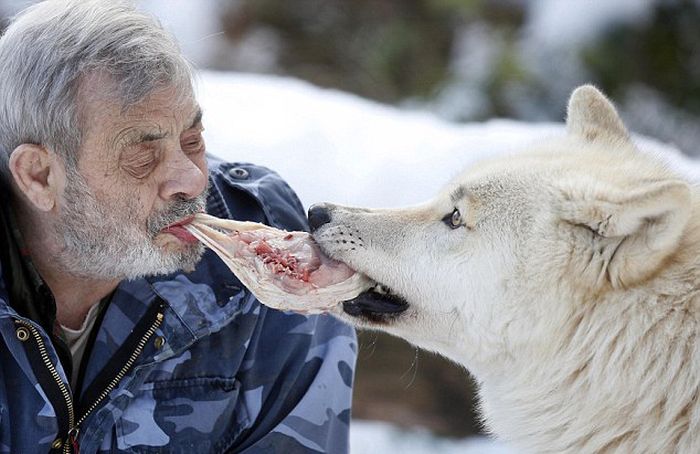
top-left (308, 204), bottom-right (332, 232)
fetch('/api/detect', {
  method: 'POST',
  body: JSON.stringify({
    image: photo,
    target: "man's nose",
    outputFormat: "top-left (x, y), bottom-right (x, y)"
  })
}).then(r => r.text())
top-left (308, 204), bottom-right (332, 232)
top-left (160, 152), bottom-right (208, 201)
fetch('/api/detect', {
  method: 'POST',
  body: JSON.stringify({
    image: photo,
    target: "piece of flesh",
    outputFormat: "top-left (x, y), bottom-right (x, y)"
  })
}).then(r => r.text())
top-left (186, 213), bottom-right (372, 313)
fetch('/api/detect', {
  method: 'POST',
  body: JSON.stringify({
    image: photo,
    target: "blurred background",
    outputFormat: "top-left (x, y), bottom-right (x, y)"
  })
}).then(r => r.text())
top-left (1, 0), bottom-right (698, 444)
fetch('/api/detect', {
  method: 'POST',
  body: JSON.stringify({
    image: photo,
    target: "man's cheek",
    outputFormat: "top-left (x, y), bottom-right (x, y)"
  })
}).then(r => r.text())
top-left (198, 160), bottom-right (209, 185)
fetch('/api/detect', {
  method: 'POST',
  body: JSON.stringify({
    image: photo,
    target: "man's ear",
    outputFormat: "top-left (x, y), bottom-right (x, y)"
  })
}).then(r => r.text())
top-left (566, 85), bottom-right (630, 144)
top-left (559, 179), bottom-right (691, 288)
top-left (8, 144), bottom-right (62, 212)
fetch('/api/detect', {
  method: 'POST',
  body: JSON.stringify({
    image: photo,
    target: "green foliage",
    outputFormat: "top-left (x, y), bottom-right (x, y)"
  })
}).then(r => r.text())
top-left (425, 0), bottom-right (480, 16)
top-left (228, 0), bottom-right (473, 102)
top-left (582, 0), bottom-right (700, 115)
top-left (224, 0), bottom-right (699, 129)
top-left (484, 39), bottom-right (533, 117)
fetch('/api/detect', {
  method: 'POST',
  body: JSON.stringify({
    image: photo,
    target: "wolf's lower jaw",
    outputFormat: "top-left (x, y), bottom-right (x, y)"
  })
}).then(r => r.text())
top-left (341, 283), bottom-right (409, 323)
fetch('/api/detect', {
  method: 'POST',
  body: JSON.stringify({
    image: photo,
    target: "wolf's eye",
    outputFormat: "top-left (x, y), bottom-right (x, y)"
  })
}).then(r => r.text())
top-left (443, 208), bottom-right (462, 229)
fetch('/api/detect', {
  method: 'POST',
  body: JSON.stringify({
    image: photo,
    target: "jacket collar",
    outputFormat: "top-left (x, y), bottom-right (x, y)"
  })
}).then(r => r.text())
top-left (0, 195), bottom-right (57, 333)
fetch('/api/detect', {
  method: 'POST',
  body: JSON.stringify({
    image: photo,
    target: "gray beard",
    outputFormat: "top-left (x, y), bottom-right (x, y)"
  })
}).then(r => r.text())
top-left (55, 168), bottom-right (207, 280)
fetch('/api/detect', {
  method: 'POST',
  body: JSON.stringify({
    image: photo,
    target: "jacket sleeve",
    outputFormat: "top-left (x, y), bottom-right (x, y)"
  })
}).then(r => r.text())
top-left (236, 309), bottom-right (357, 454)
top-left (208, 158), bottom-right (358, 453)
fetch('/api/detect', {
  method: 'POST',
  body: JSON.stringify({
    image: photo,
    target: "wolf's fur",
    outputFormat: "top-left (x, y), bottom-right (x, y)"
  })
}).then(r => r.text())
top-left (313, 86), bottom-right (700, 453)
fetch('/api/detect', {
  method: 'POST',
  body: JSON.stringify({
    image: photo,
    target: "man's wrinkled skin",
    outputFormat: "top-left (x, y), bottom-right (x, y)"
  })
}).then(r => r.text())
top-left (10, 73), bottom-right (208, 329)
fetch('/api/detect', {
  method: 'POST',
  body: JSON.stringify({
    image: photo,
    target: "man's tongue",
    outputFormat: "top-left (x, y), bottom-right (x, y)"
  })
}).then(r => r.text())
top-left (162, 216), bottom-right (199, 244)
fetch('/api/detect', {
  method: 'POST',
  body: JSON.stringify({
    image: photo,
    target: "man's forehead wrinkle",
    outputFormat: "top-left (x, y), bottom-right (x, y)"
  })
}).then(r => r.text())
top-left (75, 71), bottom-right (121, 128)
top-left (77, 73), bottom-right (197, 126)
top-left (78, 85), bottom-right (200, 167)
top-left (120, 102), bottom-right (200, 135)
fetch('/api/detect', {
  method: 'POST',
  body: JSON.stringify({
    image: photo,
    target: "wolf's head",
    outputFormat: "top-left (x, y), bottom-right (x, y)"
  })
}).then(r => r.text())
top-left (310, 86), bottom-right (693, 377)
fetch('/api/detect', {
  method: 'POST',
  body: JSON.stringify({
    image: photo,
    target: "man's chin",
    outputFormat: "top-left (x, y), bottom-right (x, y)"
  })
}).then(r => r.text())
top-left (121, 239), bottom-right (205, 279)
top-left (160, 241), bottom-right (205, 274)
top-left (178, 242), bottom-right (205, 273)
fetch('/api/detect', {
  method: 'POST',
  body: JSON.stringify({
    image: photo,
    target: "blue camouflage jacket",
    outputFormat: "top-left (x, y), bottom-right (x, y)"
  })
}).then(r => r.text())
top-left (0, 157), bottom-right (357, 453)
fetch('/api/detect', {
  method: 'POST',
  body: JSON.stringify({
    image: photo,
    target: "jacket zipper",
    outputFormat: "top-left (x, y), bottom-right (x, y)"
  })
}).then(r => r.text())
top-left (74, 312), bottom-right (163, 427)
top-left (15, 311), bottom-right (164, 453)
top-left (15, 319), bottom-right (75, 453)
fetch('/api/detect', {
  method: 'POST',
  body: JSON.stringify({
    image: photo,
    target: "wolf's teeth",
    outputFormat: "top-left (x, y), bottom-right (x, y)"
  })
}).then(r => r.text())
top-left (373, 284), bottom-right (392, 295)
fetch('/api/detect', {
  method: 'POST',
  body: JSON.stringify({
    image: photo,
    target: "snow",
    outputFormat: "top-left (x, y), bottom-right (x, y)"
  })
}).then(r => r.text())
top-left (198, 70), bottom-right (700, 211)
top-left (197, 69), bottom-right (699, 453)
top-left (199, 70), bottom-right (549, 209)
top-left (350, 420), bottom-right (512, 454)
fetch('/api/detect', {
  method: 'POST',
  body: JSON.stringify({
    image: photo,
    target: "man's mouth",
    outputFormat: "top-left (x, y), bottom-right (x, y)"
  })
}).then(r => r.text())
top-left (161, 215), bottom-right (199, 244)
top-left (342, 283), bottom-right (409, 323)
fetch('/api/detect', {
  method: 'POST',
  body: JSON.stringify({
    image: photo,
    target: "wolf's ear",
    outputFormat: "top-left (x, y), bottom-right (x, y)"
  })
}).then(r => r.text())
top-left (560, 179), bottom-right (691, 288)
top-left (566, 85), bottom-right (629, 144)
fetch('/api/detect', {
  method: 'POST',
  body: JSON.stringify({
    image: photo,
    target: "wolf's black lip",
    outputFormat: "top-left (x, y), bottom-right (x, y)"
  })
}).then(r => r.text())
top-left (342, 289), bottom-right (409, 321)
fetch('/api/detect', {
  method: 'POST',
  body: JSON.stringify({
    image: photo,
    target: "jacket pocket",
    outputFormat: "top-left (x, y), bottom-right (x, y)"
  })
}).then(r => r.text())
top-left (115, 377), bottom-right (245, 454)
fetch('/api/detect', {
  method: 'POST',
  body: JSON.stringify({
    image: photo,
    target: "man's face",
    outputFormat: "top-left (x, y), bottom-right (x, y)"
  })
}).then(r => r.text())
top-left (54, 75), bottom-right (209, 280)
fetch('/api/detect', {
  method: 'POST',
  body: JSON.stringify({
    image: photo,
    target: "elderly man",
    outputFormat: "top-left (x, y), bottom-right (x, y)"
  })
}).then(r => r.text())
top-left (0, 1), bottom-right (356, 453)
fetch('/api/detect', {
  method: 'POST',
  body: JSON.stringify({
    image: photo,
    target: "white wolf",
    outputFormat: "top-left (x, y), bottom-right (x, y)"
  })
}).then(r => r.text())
top-left (309, 86), bottom-right (700, 453)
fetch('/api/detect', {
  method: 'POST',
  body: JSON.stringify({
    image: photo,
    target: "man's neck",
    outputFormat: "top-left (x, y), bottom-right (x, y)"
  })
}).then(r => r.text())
top-left (15, 205), bottom-right (120, 330)
top-left (45, 272), bottom-right (118, 330)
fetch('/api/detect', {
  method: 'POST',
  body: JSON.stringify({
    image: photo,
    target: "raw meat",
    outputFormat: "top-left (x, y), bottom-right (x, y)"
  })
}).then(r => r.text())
top-left (186, 213), bottom-right (372, 313)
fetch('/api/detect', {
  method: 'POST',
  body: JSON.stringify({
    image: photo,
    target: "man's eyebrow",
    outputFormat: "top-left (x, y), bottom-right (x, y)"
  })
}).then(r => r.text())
top-left (187, 108), bottom-right (203, 129)
top-left (116, 108), bottom-right (202, 148)
top-left (115, 127), bottom-right (168, 148)
top-left (139, 130), bottom-right (169, 142)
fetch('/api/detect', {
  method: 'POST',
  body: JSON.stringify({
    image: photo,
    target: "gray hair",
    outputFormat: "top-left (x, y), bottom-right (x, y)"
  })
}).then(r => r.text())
top-left (0, 0), bottom-right (194, 182)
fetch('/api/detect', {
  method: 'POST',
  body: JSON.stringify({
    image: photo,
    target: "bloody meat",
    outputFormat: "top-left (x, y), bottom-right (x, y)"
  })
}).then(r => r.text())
top-left (184, 213), bottom-right (372, 313)
top-left (252, 238), bottom-right (311, 282)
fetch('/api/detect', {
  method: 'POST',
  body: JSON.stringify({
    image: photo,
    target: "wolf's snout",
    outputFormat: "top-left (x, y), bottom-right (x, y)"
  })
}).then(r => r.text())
top-left (308, 204), bottom-right (332, 232)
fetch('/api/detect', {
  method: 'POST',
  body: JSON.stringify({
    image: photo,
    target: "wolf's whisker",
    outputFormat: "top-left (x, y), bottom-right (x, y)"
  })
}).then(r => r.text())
top-left (401, 348), bottom-right (419, 389)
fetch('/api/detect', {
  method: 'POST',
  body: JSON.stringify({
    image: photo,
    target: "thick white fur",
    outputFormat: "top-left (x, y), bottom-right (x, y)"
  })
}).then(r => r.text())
top-left (313, 85), bottom-right (700, 453)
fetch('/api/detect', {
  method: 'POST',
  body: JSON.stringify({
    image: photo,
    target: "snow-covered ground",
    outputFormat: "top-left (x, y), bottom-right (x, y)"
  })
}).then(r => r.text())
top-left (197, 71), bottom-right (560, 209)
top-left (198, 70), bottom-right (700, 211)
top-left (197, 69), bottom-right (699, 453)
top-left (350, 420), bottom-right (511, 454)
